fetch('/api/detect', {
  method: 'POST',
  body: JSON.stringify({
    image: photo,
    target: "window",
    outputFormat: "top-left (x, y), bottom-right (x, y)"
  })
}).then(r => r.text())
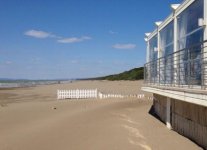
top-left (149, 35), bottom-right (158, 61)
top-left (177, 0), bottom-right (204, 85)
top-left (160, 21), bottom-right (174, 84)
top-left (177, 0), bottom-right (204, 50)
top-left (160, 21), bottom-right (174, 56)
top-left (149, 35), bottom-right (158, 82)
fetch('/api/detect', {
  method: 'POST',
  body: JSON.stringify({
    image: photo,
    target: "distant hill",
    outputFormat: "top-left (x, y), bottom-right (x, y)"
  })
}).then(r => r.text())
top-left (95, 67), bottom-right (144, 81)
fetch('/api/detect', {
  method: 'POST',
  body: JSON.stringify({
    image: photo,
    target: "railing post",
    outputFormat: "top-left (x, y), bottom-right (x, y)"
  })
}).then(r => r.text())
top-left (187, 49), bottom-right (190, 88)
top-left (144, 64), bottom-right (146, 83)
top-left (159, 58), bottom-right (160, 86)
top-left (178, 51), bottom-right (181, 87)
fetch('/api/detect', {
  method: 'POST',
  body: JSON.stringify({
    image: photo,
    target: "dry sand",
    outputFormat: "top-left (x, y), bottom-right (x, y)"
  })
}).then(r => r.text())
top-left (0, 80), bottom-right (202, 150)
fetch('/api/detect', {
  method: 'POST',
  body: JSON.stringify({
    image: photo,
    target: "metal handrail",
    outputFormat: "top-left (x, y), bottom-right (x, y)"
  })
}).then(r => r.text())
top-left (144, 41), bottom-right (207, 90)
top-left (145, 40), bottom-right (207, 65)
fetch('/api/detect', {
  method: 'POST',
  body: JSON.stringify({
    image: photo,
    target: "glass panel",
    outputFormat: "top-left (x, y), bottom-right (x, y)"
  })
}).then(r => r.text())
top-left (160, 21), bottom-right (174, 84)
top-left (149, 35), bottom-right (158, 61)
top-left (177, 0), bottom-right (204, 49)
top-left (149, 35), bottom-right (158, 83)
top-left (177, 0), bottom-right (203, 85)
top-left (160, 21), bottom-right (174, 56)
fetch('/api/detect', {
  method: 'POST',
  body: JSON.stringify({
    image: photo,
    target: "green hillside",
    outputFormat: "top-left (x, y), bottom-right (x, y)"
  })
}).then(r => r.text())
top-left (96, 67), bottom-right (144, 81)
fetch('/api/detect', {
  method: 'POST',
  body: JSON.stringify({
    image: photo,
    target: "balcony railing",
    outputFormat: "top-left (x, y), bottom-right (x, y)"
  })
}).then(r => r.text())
top-left (144, 41), bottom-right (207, 90)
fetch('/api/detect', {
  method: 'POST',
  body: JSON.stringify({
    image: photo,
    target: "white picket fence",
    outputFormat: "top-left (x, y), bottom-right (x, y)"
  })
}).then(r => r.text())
top-left (57, 89), bottom-right (147, 100)
top-left (98, 93), bottom-right (145, 99)
top-left (57, 89), bottom-right (98, 100)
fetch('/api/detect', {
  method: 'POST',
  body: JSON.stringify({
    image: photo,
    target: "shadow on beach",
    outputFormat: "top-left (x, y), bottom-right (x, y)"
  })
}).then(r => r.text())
top-left (148, 105), bottom-right (165, 124)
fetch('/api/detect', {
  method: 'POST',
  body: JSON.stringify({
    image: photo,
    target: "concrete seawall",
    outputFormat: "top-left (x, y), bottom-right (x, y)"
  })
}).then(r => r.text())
top-left (153, 94), bottom-right (207, 149)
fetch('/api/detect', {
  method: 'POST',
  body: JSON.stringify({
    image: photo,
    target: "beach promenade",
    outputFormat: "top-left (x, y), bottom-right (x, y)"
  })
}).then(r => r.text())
top-left (0, 81), bottom-right (202, 150)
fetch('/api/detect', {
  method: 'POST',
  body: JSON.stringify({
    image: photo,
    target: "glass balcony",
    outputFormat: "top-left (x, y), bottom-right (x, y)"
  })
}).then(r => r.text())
top-left (144, 41), bottom-right (207, 90)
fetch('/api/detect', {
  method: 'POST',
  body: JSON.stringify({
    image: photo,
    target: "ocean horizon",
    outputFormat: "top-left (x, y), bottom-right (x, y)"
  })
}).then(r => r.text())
top-left (0, 79), bottom-right (73, 88)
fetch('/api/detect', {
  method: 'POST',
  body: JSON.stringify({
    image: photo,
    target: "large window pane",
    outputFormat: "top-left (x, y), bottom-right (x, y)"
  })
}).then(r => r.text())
top-left (177, 0), bottom-right (204, 85)
top-left (160, 21), bottom-right (174, 84)
top-left (149, 35), bottom-right (158, 61)
top-left (160, 21), bottom-right (174, 56)
top-left (177, 0), bottom-right (204, 49)
top-left (149, 35), bottom-right (158, 83)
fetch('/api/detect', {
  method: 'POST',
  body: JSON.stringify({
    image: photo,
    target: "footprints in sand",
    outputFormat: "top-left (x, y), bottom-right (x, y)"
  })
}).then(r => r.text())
top-left (117, 113), bottom-right (140, 125)
top-left (128, 138), bottom-right (152, 150)
top-left (113, 112), bottom-right (152, 150)
top-left (122, 125), bottom-right (145, 139)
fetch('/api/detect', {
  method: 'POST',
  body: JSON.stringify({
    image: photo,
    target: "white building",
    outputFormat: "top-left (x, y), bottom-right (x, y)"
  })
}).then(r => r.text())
top-left (142, 0), bottom-right (207, 149)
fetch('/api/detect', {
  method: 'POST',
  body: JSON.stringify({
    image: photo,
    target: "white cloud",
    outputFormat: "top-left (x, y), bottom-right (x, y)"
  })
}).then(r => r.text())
top-left (24, 30), bottom-right (57, 39)
top-left (24, 29), bottom-right (91, 44)
top-left (109, 30), bottom-right (118, 34)
top-left (112, 43), bottom-right (136, 49)
top-left (5, 61), bottom-right (12, 65)
top-left (57, 36), bottom-right (91, 43)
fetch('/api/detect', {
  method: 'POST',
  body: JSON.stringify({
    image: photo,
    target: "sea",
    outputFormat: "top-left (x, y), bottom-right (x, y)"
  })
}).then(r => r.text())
top-left (0, 80), bottom-right (72, 88)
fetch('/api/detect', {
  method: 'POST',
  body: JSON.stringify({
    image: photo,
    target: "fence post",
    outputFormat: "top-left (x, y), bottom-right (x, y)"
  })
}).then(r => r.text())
top-left (96, 89), bottom-right (97, 98)
top-left (57, 90), bottom-right (59, 100)
top-left (76, 89), bottom-right (78, 99)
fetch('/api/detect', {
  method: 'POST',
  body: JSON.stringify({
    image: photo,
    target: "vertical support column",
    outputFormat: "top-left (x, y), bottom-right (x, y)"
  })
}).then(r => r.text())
top-left (157, 29), bottom-right (161, 59)
top-left (174, 13), bottom-right (178, 86)
top-left (146, 40), bottom-right (150, 63)
top-left (157, 28), bottom-right (161, 85)
top-left (146, 40), bottom-right (150, 84)
top-left (155, 21), bottom-right (162, 85)
top-left (166, 97), bottom-right (172, 129)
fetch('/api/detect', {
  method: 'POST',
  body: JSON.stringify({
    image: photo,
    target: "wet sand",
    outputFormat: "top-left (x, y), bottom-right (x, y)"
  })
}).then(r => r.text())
top-left (0, 80), bottom-right (202, 150)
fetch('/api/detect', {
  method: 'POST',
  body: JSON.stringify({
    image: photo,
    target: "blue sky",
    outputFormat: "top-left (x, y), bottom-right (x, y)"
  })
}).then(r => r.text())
top-left (0, 0), bottom-right (181, 79)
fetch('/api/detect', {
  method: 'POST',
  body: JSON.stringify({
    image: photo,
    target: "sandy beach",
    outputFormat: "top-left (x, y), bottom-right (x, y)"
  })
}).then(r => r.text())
top-left (0, 80), bottom-right (202, 150)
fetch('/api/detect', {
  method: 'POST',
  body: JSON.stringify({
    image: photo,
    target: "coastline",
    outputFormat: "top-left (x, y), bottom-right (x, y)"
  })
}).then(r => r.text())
top-left (0, 80), bottom-right (202, 150)
top-left (0, 80), bottom-right (69, 89)
top-left (0, 80), bottom-right (147, 106)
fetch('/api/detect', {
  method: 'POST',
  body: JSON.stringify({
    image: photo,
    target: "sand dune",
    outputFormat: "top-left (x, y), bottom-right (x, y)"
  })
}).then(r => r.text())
top-left (0, 81), bottom-right (202, 150)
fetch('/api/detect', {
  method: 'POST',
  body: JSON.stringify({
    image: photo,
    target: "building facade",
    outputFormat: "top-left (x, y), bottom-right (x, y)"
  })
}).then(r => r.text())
top-left (142, 0), bottom-right (207, 149)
